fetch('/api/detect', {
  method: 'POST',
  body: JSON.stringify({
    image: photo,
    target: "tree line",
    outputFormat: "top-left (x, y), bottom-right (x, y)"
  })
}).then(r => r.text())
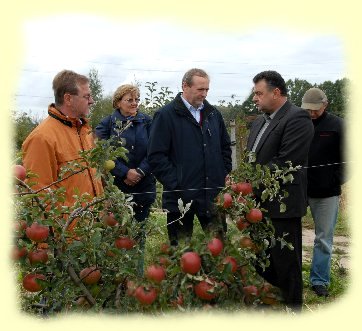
top-left (12, 68), bottom-right (350, 151)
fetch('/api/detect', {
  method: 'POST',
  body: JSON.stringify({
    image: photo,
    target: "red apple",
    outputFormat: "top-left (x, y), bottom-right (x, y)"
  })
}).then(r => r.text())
top-left (236, 218), bottom-right (250, 231)
top-left (79, 266), bottom-right (101, 285)
top-left (22, 273), bottom-right (46, 292)
top-left (115, 236), bottom-right (135, 250)
top-left (223, 193), bottom-right (233, 208)
top-left (194, 280), bottom-right (217, 301)
top-left (13, 164), bottom-right (26, 181)
top-left (207, 238), bottom-right (223, 257)
top-left (103, 212), bottom-right (118, 226)
top-left (12, 246), bottom-right (28, 260)
top-left (180, 251), bottom-right (201, 274)
top-left (28, 249), bottom-right (48, 265)
top-left (245, 208), bottom-right (263, 223)
top-left (222, 256), bottom-right (238, 273)
top-left (145, 265), bottom-right (166, 283)
top-left (25, 222), bottom-right (49, 242)
top-left (238, 182), bottom-right (253, 196)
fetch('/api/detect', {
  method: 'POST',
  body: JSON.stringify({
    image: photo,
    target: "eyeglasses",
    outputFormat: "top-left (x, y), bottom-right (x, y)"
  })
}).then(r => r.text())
top-left (123, 98), bottom-right (140, 104)
top-left (67, 93), bottom-right (93, 101)
top-left (80, 94), bottom-right (93, 101)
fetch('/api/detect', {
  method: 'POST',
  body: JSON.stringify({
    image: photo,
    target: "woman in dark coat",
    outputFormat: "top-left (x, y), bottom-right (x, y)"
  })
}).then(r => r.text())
top-left (95, 84), bottom-right (156, 274)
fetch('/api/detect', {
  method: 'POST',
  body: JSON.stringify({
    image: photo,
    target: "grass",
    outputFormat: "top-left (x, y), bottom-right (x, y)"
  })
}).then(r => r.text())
top-left (302, 258), bottom-right (349, 311)
top-left (144, 212), bottom-right (169, 266)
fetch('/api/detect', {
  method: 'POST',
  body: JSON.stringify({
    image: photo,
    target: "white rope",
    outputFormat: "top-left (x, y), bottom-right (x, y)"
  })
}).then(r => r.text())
top-left (302, 161), bottom-right (348, 169)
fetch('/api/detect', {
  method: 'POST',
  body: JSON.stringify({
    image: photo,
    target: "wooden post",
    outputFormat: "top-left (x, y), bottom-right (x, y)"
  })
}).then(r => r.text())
top-left (230, 119), bottom-right (237, 170)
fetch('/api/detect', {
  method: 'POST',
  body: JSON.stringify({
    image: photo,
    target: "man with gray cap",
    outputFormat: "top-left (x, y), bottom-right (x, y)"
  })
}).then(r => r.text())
top-left (301, 87), bottom-right (345, 297)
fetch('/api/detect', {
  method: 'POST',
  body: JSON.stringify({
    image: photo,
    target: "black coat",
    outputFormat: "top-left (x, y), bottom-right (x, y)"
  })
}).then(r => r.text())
top-left (307, 111), bottom-right (345, 198)
top-left (247, 101), bottom-right (314, 218)
top-left (147, 93), bottom-right (232, 215)
top-left (95, 110), bottom-right (156, 206)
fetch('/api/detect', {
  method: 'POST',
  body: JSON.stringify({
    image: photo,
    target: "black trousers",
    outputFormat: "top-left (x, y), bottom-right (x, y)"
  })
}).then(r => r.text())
top-left (133, 203), bottom-right (152, 222)
top-left (257, 217), bottom-right (303, 310)
top-left (166, 209), bottom-right (226, 246)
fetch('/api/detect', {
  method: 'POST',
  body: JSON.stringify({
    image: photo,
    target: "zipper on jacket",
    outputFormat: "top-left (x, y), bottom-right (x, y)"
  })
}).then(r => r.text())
top-left (77, 126), bottom-right (98, 197)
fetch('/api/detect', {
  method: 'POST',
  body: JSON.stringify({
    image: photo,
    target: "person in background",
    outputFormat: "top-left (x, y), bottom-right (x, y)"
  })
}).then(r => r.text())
top-left (301, 87), bottom-right (346, 297)
top-left (22, 69), bottom-right (103, 231)
top-left (95, 84), bottom-right (156, 274)
top-left (147, 68), bottom-right (232, 246)
top-left (246, 70), bottom-right (314, 311)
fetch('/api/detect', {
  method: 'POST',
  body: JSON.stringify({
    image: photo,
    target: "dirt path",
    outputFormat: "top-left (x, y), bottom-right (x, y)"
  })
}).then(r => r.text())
top-left (302, 228), bottom-right (350, 269)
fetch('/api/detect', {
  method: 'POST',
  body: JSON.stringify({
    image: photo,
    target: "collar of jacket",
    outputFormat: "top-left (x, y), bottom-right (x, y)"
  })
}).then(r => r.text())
top-left (270, 100), bottom-right (292, 121)
top-left (48, 104), bottom-right (88, 128)
top-left (312, 109), bottom-right (328, 126)
top-left (113, 109), bottom-right (148, 122)
top-left (173, 92), bottom-right (215, 119)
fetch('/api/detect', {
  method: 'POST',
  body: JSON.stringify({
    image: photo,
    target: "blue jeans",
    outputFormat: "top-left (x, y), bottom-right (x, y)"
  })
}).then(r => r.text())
top-left (308, 196), bottom-right (340, 287)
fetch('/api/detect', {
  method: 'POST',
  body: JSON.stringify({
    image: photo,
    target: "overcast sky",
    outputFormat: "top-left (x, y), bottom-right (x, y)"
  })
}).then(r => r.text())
top-left (14, 14), bottom-right (345, 119)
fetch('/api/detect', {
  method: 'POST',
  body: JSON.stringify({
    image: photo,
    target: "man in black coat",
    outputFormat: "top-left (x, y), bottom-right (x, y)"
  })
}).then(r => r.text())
top-left (148, 68), bottom-right (232, 246)
top-left (246, 71), bottom-right (314, 311)
top-left (301, 87), bottom-right (346, 297)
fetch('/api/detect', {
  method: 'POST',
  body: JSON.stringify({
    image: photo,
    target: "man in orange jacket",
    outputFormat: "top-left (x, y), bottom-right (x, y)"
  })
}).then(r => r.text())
top-left (22, 70), bottom-right (103, 230)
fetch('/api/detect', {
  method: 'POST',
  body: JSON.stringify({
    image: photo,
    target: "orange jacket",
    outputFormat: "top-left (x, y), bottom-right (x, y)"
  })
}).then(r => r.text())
top-left (22, 105), bottom-right (103, 212)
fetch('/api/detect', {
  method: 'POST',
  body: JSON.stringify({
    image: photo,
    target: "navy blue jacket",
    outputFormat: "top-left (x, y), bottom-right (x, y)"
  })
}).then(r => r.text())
top-left (307, 111), bottom-right (345, 198)
top-left (147, 92), bottom-right (232, 215)
top-left (95, 110), bottom-right (156, 206)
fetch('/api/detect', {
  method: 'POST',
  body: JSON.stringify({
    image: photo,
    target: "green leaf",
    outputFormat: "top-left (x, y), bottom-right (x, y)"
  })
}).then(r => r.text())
top-left (68, 240), bottom-right (84, 250)
top-left (279, 202), bottom-right (286, 213)
top-left (79, 252), bottom-right (87, 263)
top-left (91, 229), bottom-right (102, 246)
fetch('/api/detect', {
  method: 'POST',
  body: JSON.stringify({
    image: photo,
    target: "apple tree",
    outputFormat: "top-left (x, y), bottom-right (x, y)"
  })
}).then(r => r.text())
top-left (12, 132), bottom-right (299, 315)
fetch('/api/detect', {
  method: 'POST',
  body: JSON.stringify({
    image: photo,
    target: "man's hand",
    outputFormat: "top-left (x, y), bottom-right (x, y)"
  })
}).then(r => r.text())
top-left (124, 168), bottom-right (142, 186)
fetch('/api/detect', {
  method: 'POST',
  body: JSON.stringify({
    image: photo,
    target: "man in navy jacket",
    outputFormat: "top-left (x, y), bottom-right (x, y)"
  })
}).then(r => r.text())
top-left (148, 68), bottom-right (232, 246)
top-left (301, 87), bottom-right (346, 297)
top-left (246, 71), bottom-right (314, 311)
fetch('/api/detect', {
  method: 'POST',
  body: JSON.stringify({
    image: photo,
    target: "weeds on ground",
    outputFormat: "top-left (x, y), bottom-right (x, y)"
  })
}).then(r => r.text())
top-left (302, 257), bottom-right (349, 311)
